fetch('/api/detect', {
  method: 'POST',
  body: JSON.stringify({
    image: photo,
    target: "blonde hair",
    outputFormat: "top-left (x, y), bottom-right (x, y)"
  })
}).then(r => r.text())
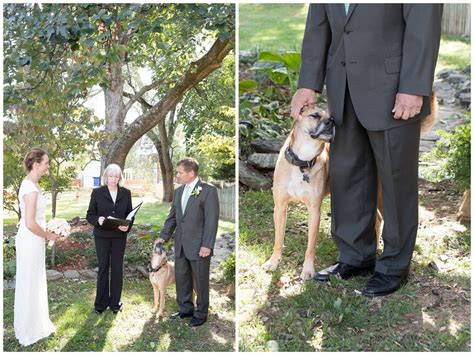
top-left (102, 164), bottom-right (123, 186)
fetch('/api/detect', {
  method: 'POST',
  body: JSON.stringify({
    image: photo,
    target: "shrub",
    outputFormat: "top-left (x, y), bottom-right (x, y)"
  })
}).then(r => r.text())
top-left (221, 252), bottom-right (235, 284)
top-left (430, 120), bottom-right (471, 192)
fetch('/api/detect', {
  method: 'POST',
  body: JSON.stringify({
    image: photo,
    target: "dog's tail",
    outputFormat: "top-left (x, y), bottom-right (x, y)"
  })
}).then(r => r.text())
top-left (420, 92), bottom-right (437, 137)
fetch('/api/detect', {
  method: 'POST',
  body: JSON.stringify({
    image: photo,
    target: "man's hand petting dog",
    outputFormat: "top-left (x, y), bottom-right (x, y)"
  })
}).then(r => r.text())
top-left (291, 88), bottom-right (317, 119)
top-left (156, 238), bottom-right (165, 244)
top-left (392, 93), bottom-right (423, 120)
top-left (199, 247), bottom-right (211, 257)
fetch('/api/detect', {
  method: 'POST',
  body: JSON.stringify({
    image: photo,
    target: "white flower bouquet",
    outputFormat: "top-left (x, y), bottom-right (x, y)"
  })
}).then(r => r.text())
top-left (46, 218), bottom-right (71, 249)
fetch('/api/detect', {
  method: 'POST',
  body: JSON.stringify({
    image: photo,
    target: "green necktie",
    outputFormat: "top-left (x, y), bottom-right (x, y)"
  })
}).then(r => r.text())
top-left (182, 185), bottom-right (191, 212)
top-left (344, 3), bottom-right (349, 15)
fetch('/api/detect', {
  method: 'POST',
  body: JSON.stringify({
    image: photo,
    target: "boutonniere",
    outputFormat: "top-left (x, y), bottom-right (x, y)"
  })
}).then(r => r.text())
top-left (191, 186), bottom-right (202, 197)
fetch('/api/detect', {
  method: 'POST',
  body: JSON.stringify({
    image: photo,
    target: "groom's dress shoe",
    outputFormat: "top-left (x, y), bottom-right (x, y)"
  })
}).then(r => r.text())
top-left (111, 302), bottom-right (123, 314)
top-left (362, 271), bottom-right (408, 297)
top-left (189, 316), bottom-right (206, 327)
top-left (170, 311), bottom-right (193, 320)
top-left (314, 262), bottom-right (374, 282)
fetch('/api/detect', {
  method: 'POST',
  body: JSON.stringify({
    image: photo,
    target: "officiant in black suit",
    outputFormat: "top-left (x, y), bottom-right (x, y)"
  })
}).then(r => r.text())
top-left (158, 158), bottom-right (219, 327)
top-left (86, 163), bottom-right (133, 314)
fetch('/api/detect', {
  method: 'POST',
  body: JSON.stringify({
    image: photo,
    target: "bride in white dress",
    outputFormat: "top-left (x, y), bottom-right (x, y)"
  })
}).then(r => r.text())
top-left (14, 149), bottom-right (59, 346)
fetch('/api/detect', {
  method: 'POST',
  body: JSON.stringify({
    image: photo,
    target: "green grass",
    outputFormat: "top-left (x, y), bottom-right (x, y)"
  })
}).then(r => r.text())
top-left (3, 278), bottom-right (235, 351)
top-left (438, 35), bottom-right (471, 71)
top-left (239, 4), bottom-right (308, 52)
top-left (238, 190), bottom-right (470, 351)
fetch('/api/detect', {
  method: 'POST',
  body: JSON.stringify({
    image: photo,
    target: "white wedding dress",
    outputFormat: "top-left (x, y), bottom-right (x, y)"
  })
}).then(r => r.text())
top-left (14, 179), bottom-right (56, 346)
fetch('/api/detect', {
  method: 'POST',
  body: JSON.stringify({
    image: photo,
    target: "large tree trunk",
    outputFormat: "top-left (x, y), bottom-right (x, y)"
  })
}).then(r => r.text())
top-left (147, 128), bottom-right (174, 202)
top-left (101, 60), bottom-right (126, 172)
top-left (105, 37), bottom-right (233, 168)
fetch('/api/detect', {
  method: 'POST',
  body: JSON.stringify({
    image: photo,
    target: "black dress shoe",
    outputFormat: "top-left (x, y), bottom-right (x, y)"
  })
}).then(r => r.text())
top-left (362, 271), bottom-right (408, 297)
top-left (170, 311), bottom-right (194, 320)
top-left (189, 316), bottom-right (206, 327)
top-left (314, 262), bottom-right (374, 282)
top-left (111, 303), bottom-right (123, 314)
top-left (95, 308), bottom-right (105, 315)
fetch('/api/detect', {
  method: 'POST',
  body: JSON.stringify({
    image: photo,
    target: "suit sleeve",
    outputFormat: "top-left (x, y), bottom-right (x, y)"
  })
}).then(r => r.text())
top-left (202, 186), bottom-right (219, 250)
top-left (398, 4), bottom-right (443, 96)
top-left (297, 4), bottom-right (331, 93)
top-left (86, 189), bottom-right (100, 227)
top-left (159, 191), bottom-right (178, 242)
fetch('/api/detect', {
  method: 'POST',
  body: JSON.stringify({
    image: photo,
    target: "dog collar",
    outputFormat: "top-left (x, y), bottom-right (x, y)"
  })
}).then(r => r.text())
top-left (285, 147), bottom-right (318, 183)
top-left (148, 261), bottom-right (166, 273)
top-left (285, 147), bottom-right (317, 169)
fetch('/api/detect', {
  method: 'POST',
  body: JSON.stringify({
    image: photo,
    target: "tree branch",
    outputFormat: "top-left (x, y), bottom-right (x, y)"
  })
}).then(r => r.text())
top-left (123, 79), bottom-right (166, 114)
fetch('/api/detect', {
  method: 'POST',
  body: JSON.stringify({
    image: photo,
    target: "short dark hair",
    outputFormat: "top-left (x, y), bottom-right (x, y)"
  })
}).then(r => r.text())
top-left (177, 158), bottom-right (199, 174)
top-left (23, 148), bottom-right (47, 172)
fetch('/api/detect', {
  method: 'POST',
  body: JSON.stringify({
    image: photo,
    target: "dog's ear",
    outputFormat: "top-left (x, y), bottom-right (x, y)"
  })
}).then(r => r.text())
top-left (298, 104), bottom-right (315, 120)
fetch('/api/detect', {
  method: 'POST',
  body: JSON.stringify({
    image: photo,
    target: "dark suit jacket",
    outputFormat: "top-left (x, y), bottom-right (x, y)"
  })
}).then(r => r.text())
top-left (298, 4), bottom-right (443, 130)
top-left (160, 179), bottom-right (220, 260)
top-left (86, 185), bottom-right (133, 238)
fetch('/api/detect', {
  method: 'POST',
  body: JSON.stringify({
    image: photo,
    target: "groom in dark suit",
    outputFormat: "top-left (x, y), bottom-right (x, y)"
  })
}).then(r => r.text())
top-left (292, 4), bottom-right (443, 296)
top-left (158, 158), bottom-right (219, 326)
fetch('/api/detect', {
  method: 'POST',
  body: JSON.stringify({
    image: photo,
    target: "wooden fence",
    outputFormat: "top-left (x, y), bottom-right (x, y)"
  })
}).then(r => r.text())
top-left (442, 4), bottom-right (470, 36)
top-left (215, 182), bottom-right (236, 222)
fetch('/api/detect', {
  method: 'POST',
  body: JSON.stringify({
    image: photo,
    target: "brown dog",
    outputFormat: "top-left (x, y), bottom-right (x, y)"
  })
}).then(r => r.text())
top-left (264, 96), bottom-right (437, 281)
top-left (149, 241), bottom-right (175, 317)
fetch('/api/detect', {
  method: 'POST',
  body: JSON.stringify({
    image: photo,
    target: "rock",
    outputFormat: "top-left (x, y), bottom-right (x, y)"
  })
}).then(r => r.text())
top-left (239, 50), bottom-right (258, 64)
top-left (79, 269), bottom-right (97, 279)
top-left (136, 265), bottom-right (149, 278)
top-left (446, 73), bottom-right (467, 85)
top-left (239, 160), bottom-right (272, 190)
top-left (250, 137), bottom-right (286, 153)
top-left (459, 92), bottom-right (470, 107)
top-left (248, 153), bottom-right (279, 169)
top-left (437, 68), bottom-right (457, 79)
top-left (4, 280), bottom-right (16, 289)
top-left (421, 131), bottom-right (441, 142)
top-left (46, 269), bottom-right (63, 281)
top-left (63, 270), bottom-right (81, 279)
top-left (128, 265), bottom-right (137, 272)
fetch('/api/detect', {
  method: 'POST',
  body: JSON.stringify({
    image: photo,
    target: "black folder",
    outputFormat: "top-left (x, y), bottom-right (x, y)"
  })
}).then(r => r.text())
top-left (101, 202), bottom-right (143, 231)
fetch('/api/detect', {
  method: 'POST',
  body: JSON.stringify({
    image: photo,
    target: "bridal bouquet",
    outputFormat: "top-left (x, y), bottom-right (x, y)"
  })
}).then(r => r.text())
top-left (46, 218), bottom-right (71, 249)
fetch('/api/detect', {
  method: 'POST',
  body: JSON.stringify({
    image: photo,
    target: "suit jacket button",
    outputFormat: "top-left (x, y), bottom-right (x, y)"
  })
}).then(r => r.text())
top-left (341, 61), bottom-right (346, 66)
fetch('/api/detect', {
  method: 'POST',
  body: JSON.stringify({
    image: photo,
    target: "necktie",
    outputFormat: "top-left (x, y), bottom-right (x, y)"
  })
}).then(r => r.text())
top-left (182, 185), bottom-right (191, 212)
top-left (344, 3), bottom-right (349, 15)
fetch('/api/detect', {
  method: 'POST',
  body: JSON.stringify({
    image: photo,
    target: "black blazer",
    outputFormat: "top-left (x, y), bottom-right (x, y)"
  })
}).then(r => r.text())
top-left (298, 4), bottom-right (443, 130)
top-left (86, 185), bottom-right (133, 238)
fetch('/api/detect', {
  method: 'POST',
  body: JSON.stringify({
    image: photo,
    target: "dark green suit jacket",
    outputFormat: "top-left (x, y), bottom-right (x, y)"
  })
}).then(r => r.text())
top-left (298, 4), bottom-right (443, 130)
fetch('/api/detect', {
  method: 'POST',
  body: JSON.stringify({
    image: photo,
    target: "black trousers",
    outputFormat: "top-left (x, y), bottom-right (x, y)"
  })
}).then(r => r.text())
top-left (329, 89), bottom-right (421, 276)
top-left (175, 248), bottom-right (211, 320)
top-left (94, 236), bottom-right (127, 311)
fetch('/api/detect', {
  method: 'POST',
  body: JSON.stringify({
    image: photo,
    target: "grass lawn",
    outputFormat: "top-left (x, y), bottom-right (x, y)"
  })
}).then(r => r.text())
top-left (238, 188), bottom-right (470, 351)
top-left (3, 278), bottom-right (235, 351)
top-left (239, 4), bottom-right (308, 52)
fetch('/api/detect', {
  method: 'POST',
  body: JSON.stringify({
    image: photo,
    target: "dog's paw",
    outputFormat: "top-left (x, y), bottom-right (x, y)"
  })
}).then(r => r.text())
top-left (262, 257), bottom-right (280, 272)
top-left (300, 265), bottom-right (316, 281)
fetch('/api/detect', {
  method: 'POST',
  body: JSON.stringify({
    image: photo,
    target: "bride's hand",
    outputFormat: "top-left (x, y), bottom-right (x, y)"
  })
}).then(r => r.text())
top-left (47, 232), bottom-right (60, 241)
top-left (118, 225), bottom-right (128, 232)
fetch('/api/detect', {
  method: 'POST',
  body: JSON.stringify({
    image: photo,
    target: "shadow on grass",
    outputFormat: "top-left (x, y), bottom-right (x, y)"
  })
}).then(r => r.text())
top-left (61, 311), bottom-right (115, 351)
top-left (119, 311), bottom-right (235, 352)
top-left (238, 190), bottom-right (470, 351)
